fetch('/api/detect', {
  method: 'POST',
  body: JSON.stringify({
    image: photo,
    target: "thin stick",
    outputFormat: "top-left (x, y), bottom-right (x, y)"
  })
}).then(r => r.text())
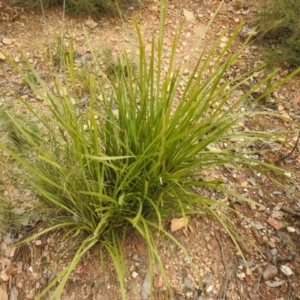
top-left (277, 131), bottom-right (300, 162)
top-left (217, 237), bottom-right (230, 300)
top-left (254, 267), bottom-right (263, 293)
top-left (286, 278), bottom-right (292, 300)
top-left (235, 259), bottom-right (243, 300)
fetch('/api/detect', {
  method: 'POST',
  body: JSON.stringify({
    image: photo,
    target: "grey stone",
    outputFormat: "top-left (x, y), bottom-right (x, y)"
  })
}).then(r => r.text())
top-left (141, 273), bottom-right (151, 299)
top-left (263, 265), bottom-right (278, 280)
top-left (183, 277), bottom-right (193, 292)
top-left (183, 9), bottom-right (195, 22)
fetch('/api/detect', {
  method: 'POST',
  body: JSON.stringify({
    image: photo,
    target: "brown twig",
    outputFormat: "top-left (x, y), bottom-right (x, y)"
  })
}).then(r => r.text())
top-left (276, 131), bottom-right (300, 162)
top-left (217, 237), bottom-right (230, 300)
top-left (281, 206), bottom-right (300, 217)
top-left (235, 234), bottom-right (253, 255)
top-left (286, 278), bottom-right (292, 300)
top-left (235, 259), bottom-right (243, 300)
top-left (254, 267), bottom-right (263, 293)
top-left (250, 227), bottom-right (264, 245)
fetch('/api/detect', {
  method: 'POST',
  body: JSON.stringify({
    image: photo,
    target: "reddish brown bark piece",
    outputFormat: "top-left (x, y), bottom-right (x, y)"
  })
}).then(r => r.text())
top-left (267, 217), bottom-right (283, 230)
top-left (154, 274), bottom-right (163, 288)
top-left (293, 95), bottom-right (300, 105)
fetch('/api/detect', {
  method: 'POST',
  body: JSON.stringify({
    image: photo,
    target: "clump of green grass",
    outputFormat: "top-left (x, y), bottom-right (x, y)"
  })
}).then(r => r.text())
top-left (20, 69), bottom-right (38, 88)
top-left (12, 0), bottom-right (142, 17)
top-left (0, 108), bottom-right (40, 153)
top-left (101, 44), bottom-right (135, 78)
top-left (73, 65), bottom-right (92, 95)
top-left (64, 0), bottom-right (118, 16)
top-left (11, 0), bottom-right (61, 12)
top-left (101, 44), bottom-right (122, 76)
top-left (254, 0), bottom-right (300, 68)
top-left (1, 1), bottom-right (300, 299)
top-left (45, 33), bottom-right (74, 69)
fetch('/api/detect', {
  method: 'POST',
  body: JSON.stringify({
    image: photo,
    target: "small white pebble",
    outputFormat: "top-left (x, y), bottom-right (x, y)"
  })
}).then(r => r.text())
top-left (206, 285), bottom-right (213, 293)
top-left (287, 227), bottom-right (296, 233)
top-left (237, 272), bottom-right (246, 279)
top-left (280, 265), bottom-right (293, 276)
top-left (131, 271), bottom-right (139, 279)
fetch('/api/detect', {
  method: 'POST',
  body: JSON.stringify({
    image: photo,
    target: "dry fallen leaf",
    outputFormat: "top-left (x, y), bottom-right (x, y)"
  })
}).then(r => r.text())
top-left (268, 240), bottom-right (276, 248)
top-left (0, 285), bottom-right (8, 300)
top-left (10, 286), bottom-right (18, 300)
top-left (25, 291), bottom-right (35, 300)
top-left (0, 257), bottom-right (11, 270)
top-left (249, 203), bottom-right (256, 210)
top-left (17, 280), bottom-right (24, 289)
top-left (0, 52), bottom-right (5, 60)
top-left (281, 111), bottom-right (291, 119)
top-left (6, 246), bottom-right (16, 257)
top-left (170, 217), bottom-right (188, 232)
top-left (258, 205), bottom-right (266, 211)
top-left (0, 273), bottom-right (9, 282)
top-left (154, 274), bottom-right (163, 288)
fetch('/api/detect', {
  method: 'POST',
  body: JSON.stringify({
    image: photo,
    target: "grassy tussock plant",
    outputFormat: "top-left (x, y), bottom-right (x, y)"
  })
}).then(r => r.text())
top-left (100, 44), bottom-right (132, 77)
top-left (63, 0), bottom-right (118, 16)
top-left (73, 65), bottom-right (92, 95)
top-left (13, 0), bottom-right (141, 16)
top-left (44, 33), bottom-right (75, 69)
top-left (1, 1), bottom-right (300, 299)
top-left (11, 0), bottom-right (61, 11)
top-left (255, 0), bottom-right (300, 67)
top-left (0, 108), bottom-right (40, 154)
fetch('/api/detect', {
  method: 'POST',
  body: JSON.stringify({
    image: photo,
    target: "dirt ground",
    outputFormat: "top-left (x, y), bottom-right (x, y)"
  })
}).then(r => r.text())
top-left (0, 0), bottom-right (300, 299)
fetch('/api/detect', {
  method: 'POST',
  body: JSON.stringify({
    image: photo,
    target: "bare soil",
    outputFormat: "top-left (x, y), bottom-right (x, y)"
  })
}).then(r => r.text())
top-left (1, 0), bottom-right (300, 300)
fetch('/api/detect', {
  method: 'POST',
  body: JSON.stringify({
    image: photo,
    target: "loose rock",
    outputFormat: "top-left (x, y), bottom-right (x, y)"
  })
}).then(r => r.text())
top-left (183, 277), bottom-right (193, 292)
top-left (154, 274), bottom-right (163, 288)
top-left (10, 286), bottom-right (18, 300)
top-left (141, 273), bottom-right (151, 300)
top-left (263, 265), bottom-right (278, 280)
top-left (85, 18), bottom-right (98, 29)
top-left (2, 38), bottom-right (13, 45)
top-left (280, 265), bottom-right (293, 276)
top-left (171, 217), bottom-right (187, 232)
top-left (267, 217), bottom-right (283, 230)
top-left (183, 9), bottom-right (195, 22)
top-left (287, 227), bottom-right (296, 233)
top-left (265, 280), bottom-right (284, 288)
